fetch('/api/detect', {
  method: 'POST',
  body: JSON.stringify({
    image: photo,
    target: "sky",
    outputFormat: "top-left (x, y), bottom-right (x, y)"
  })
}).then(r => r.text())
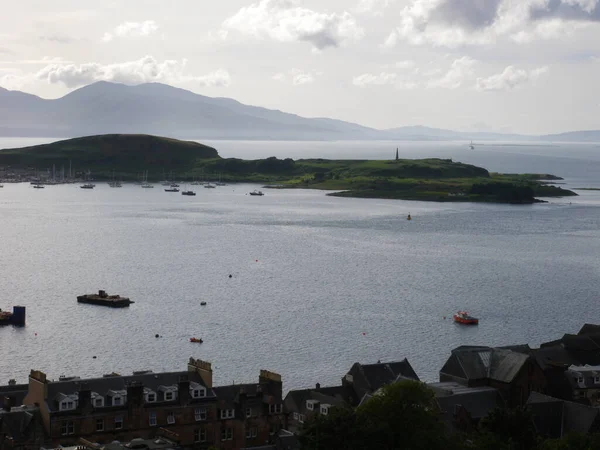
top-left (1, 0), bottom-right (599, 134)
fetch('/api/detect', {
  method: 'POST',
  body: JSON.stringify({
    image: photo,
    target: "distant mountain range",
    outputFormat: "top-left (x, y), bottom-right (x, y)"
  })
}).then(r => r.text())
top-left (1, 81), bottom-right (599, 142)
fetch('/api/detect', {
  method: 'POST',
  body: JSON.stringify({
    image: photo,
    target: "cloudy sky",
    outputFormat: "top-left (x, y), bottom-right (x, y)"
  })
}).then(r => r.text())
top-left (1, 0), bottom-right (599, 134)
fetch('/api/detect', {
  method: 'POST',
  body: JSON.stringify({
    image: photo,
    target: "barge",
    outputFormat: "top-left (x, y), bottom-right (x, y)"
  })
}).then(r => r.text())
top-left (77, 290), bottom-right (134, 308)
top-left (0, 306), bottom-right (26, 326)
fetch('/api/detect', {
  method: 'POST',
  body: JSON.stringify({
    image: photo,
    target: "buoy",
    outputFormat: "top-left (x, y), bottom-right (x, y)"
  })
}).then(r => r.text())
top-left (229, 274), bottom-right (232, 278)
top-left (155, 334), bottom-right (160, 338)
top-left (362, 332), bottom-right (366, 336)
top-left (443, 316), bottom-right (446, 320)
top-left (93, 356), bottom-right (97, 359)
top-left (34, 333), bottom-right (37, 336)
top-left (255, 259), bottom-right (258, 262)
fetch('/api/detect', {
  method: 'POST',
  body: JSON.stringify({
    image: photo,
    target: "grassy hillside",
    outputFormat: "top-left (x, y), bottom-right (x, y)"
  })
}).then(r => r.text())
top-left (0, 134), bottom-right (218, 176)
top-left (0, 134), bottom-right (576, 204)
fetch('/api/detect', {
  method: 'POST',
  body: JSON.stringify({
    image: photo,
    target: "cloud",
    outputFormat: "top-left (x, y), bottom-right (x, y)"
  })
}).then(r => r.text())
top-left (427, 56), bottom-right (476, 88)
top-left (39, 35), bottom-right (77, 44)
top-left (386, 0), bottom-right (600, 48)
top-left (0, 57), bottom-right (73, 65)
top-left (35, 56), bottom-right (231, 88)
top-left (353, 72), bottom-right (398, 86)
top-left (222, 0), bottom-right (364, 50)
top-left (354, 0), bottom-right (395, 15)
top-left (476, 65), bottom-right (548, 91)
top-left (102, 20), bottom-right (159, 42)
top-left (272, 68), bottom-right (318, 85)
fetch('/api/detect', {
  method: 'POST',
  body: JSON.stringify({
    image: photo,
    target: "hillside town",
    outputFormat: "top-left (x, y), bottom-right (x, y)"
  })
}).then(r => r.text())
top-left (2, 324), bottom-right (600, 449)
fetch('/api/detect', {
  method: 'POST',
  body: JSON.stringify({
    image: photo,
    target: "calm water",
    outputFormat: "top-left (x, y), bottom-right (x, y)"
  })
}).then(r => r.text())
top-left (1, 138), bottom-right (600, 391)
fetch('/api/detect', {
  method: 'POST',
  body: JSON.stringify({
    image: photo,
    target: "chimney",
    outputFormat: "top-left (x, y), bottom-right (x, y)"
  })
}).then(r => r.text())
top-left (8, 379), bottom-right (16, 386)
top-left (24, 370), bottom-right (48, 406)
top-left (77, 384), bottom-right (91, 411)
top-left (178, 375), bottom-right (190, 404)
top-left (126, 381), bottom-right (144, 407)
top-left (188, 358), bottom-right (213, 388)
top-left (259, 370), bottom-right (282, 399)
top-left (316, 383), bottom-right (321, 389)
top-left (3, 396), bottom-right (14, 412)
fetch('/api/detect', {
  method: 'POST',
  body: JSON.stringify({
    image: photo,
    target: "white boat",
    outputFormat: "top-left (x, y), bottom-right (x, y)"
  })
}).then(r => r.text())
top-left (80, 183), bottom-right (95, 189)
top-left (249, 190), bottom-right (264, 196)
top-left (141, 170), bottom-right (153, 188)
top-left (204, 184), bottom-right (216, 189)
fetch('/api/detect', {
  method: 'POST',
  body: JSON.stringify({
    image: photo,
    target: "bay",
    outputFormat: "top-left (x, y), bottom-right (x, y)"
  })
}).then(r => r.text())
top-left (1, 137), bottom-right (600, 391)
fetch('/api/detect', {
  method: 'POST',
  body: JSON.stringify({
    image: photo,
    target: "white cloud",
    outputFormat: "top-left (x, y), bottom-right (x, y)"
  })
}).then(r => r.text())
top-left (386, 0), bottom-right (600, 48)
top-left (476, 65), bottom-right (548, 91)
top-left (102, 20), bottom-right (159, 42)
top-left (35, 56), bottom-right (231, 88)
top-left (354, 0), bottom-right (395, 15)
top-left (427, 56), bottom-right (476, 89)
top-left (353, 72), bottom-right (398, 86)
top-left (272, 68), bottom-right (318, 85)
top-left (0, 57), bottom-right (73, 65)
top-left (222, 0), bottom-right (364, 50)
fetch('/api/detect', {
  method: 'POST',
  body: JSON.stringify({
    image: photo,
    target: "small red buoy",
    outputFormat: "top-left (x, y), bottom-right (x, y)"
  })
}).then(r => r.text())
top-left (362, 332), bottom-right (366, 336)
top-left (255, 260), bottom-right (258, 262)
top-left (443, 316), bottom-right (446, 320)
top-left (34, 333), bottom-right (37, 336)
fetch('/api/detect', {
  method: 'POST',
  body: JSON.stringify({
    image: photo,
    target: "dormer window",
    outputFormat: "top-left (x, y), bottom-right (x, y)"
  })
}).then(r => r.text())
top-left (320, 406), bottom-right (329, 415)
top-left (306, 401), bottom-right (314, 411)
top-left (220, 409), bottom-right (235, 419)
top-left (94, 398), bottom-right (103, 408)
top-left (113, 396), bottom-right (122, 406)
top-left (59, 398), bottom-right (76, 411)
top-left (595, 376), bottom-right (600, 384)
top-left (165, 391), bottom-right (175, 401)
top-left (192, 388), bottom-right (206, 398)
top-left (146, 393), bottom-right (156, 403)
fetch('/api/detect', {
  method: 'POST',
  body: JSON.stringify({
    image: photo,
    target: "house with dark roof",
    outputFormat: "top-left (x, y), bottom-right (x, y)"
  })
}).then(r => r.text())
top-left (283, 358), bottom-right (419, 433)
top-left (0, 404), bottom-right (45, 449)
top-left (20, 358), bottom-right (285, 449)
top-left (428, 381), bottom-right (502, 433)
top-left (527, 392), bottom-right (600, 438)
top-left (439, 346), bottom-right (546, 407)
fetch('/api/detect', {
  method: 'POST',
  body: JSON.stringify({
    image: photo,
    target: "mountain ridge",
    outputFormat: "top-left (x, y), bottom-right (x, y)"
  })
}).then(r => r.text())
top-left (0, 81), bottom-right (598, 142)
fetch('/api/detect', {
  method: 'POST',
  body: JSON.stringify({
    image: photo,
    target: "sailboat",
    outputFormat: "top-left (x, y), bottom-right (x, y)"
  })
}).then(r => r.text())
top-left (81, 171), bottom-right (95, 189)
top-left (469, 140), bottom-right (475, 150)
top-left (182, 184), bottom-right (196, 196)
top-left (108, 170), bottom-right (122, 187)
top-left (215, 173), bottom-right (226, 186)
top-left (141, 170), bottom-right (154, 188)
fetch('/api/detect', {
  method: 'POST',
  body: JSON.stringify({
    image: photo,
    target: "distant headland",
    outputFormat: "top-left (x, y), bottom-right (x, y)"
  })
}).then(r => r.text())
top-left (0, 134), bottom-right (577, 204)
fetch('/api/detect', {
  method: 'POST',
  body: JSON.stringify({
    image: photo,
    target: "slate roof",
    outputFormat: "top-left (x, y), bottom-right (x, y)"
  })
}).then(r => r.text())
top-left (284, 385), bottom-right (354, 413)
top-left (429, 382), bottom-right (501, 421)
top-left (46, 371), bottom-right (211, 411)
top-left (212, 383), bottom-right (263, 408)
top-left (527, 392), bottom-right (600, 438)
top-left (539, 332), bottom-right (600, 366)
top-left (0, 383), bottom-right (28, 408)
top-left (0, 405), bottom-right (38, 441)
top-left (441, 347), bottom-right (529, 383)
top-left (345, 359), bottom-right (419, 403)
top-left (578, 324), bottom-right (600, 336)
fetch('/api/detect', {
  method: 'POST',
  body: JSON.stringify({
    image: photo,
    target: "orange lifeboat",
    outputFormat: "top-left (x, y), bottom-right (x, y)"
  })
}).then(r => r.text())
top-left (453, 311), bottom-right (479, 325)
top-left (190, 337), bottom-right (203, 343)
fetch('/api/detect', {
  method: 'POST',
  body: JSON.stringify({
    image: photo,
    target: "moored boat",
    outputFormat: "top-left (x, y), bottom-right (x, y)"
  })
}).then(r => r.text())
top-left (165, 187), bottom-right (179, 192)
top-left (249, 190), bottom-right (264, 196)
top-left (182, 190), bottom-right (196, 196)
top-left (190, 337), bottom-right (203, 343)
top-left (453, 311), bottom-right (479, 325)
top-left (77, 290), bottom-right (134, 308)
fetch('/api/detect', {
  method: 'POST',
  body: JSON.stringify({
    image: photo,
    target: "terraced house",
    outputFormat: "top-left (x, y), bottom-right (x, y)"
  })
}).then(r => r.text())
top-left (20, 358), bottom-right (285, 449)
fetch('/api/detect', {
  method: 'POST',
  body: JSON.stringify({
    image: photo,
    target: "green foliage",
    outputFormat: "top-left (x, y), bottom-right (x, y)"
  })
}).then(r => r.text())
top-left (470, 182), bottom-right (535, 203)
top-left (477, 407), bottom-right (538, 450)
top-left (299, 380), bottom-right (453, 450)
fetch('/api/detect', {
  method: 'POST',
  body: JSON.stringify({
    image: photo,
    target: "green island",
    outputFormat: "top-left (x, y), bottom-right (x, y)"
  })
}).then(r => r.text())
top-left (0, 134), bottom-right (577, 204)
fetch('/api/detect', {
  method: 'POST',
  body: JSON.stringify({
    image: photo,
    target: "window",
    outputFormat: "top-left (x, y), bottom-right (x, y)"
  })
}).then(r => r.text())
top-left (595, 376), bottom-right (600, 383)
top-left (578, 377), bottom-right (584, 383)
top-left (165, 391), bottom-right (174, 401)
top-left (246, 427), bottom-right (258, 438)
top-left (221, 427), bottom-right (233, 441)
top-left (149, 412), bottom-right (157, 426)
top-left (113, 396), bottom-right (122, 406)
top-left (167, 412), bottom-right (175, 424)
top-left (60, 421), bottom-right (75, 435)
top-left (220, 409), bottom-right (235, 419)
top-left (306, 401), bottom-right (314, 411)
top-left (246, 408), bottom-right (252, 418)
top-left (96, 419), bottom-right (104, 432)
top-left (299, 414), bottom-right (305, 423)
top-left (67, 401), bottom-right (74, 409)
top-left (115, 416), bottom-right (123, 430)
top-left (147, 393), bottom-right (156, 403)
top-left (192, 388), bottom-right (206, 398)
top-left (320, 406), bottom-right (329, 415)
top-left (195, 407), bottom-right (207, 421)
top-left (293, 412), bottom-right (298, 420)
top-left (269, 404), bottom-right (282, 414)
top-left (94, 398), bottom-right (103, 407)
top-left (194, 428), bottom-right (207, 443)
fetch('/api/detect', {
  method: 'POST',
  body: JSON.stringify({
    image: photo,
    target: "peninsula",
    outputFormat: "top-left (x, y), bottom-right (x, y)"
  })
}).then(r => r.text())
top-left (0, 134), bottom-right (576, 204)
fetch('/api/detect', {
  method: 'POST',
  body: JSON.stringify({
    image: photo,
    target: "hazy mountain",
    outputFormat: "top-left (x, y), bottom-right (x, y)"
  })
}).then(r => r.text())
top-left (0, 82), bottom-right (599, 141)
